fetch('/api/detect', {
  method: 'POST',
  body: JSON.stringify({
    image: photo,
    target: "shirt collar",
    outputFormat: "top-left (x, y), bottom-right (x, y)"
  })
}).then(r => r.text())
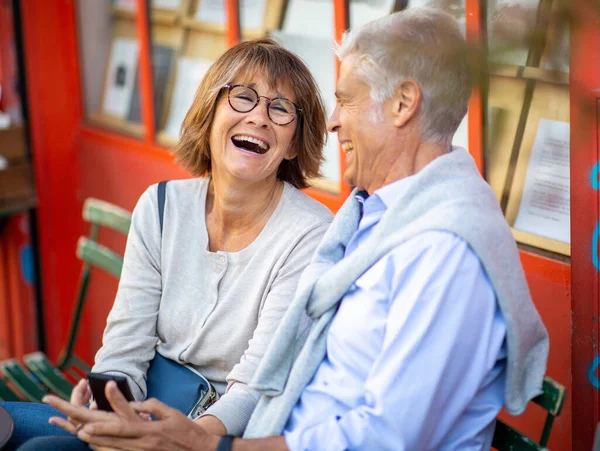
top-left (371, 175), bottom-right (415, 210)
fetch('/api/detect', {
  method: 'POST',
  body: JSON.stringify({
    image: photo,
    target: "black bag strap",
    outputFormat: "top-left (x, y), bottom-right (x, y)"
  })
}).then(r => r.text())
top-left (157, 180), bottom-right (169, 237)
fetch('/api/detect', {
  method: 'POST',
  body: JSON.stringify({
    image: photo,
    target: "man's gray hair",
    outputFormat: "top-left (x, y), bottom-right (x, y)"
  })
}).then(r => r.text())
top-left (336, 7), bottom-right (472, 146)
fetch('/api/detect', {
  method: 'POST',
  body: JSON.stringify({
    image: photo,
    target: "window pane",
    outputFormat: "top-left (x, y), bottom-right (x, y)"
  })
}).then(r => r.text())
top-left (77, 0), bottom-right (145, 137)
top-left (486, 0), bottom-right (570, 256)
top-left (154, 0), bottom-right (224, 146)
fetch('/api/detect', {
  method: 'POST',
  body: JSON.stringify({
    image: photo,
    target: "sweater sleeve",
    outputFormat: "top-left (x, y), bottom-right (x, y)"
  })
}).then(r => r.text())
top-left (91, 185), bottom-right (162, 401)
top-left (201, 221), bottom-right (331, 435)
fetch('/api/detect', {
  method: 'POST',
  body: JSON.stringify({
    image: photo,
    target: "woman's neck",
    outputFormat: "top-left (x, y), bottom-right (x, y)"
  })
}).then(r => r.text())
top-left (205, 174), bottom-right (284, 252)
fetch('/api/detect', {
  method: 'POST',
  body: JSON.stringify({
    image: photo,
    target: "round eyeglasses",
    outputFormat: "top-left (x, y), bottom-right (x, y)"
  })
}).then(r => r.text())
top-left (224, 84), bottom-right (301, 126)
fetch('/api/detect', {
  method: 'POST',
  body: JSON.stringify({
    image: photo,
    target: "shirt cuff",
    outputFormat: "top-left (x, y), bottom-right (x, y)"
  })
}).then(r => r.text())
top-left (201, 383), bottom-right (260, 436)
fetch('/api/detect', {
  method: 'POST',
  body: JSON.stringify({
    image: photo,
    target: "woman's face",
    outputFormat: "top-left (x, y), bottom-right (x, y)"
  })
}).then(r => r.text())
top-left (208, 73), bottom-right (298, 186)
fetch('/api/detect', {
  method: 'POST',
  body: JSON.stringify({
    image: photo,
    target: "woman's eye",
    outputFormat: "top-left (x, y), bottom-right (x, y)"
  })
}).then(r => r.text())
top-left (272, 105), bottom-right (289, 113)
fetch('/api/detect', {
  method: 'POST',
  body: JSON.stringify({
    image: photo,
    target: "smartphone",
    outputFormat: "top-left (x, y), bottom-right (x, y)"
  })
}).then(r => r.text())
top-left (87, 372), bottom-right (135, 412)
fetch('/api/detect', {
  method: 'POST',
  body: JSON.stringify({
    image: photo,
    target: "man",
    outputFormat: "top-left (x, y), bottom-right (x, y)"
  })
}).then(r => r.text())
top-left (43, 7), bottom-right (548, 450)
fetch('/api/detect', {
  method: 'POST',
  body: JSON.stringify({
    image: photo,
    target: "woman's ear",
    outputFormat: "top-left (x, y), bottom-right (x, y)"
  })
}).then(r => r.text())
top-left (391, 80), bottom-right (422, 128)
top-left (284, 144), bottom-right (298, 160)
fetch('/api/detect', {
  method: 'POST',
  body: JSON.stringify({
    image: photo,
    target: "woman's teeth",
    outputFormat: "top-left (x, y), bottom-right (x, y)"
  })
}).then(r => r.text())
top-left (232, 135), bottom-right (270, 154)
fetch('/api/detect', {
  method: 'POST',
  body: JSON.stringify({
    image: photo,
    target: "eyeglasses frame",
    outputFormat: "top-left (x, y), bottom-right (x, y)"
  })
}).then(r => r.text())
top-left (223, 84), bottom-right (302, 126)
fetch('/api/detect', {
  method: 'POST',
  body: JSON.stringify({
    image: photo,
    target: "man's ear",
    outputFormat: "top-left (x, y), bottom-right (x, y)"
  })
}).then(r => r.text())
top-left (391, 80), bottom-right (422, 128)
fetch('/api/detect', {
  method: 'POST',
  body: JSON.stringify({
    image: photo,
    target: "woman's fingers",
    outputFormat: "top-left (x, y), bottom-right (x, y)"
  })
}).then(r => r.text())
top-left (49, 415), bottom-right (79, 434)
top-left (70, 379), bottom-right (91, 406)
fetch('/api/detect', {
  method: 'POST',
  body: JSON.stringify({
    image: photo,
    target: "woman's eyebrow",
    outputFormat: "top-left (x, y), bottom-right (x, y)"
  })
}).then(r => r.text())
top-left (244, 82), bottom-right (285, 98)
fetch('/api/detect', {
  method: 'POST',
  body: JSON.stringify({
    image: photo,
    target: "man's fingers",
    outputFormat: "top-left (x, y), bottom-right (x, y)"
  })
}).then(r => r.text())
top-left (78, 430), bottom-right (142, 451)
top-left (80, 420), bottom-right (145, 439)
top-left (44, 395), bottom-right (112, 424)
top-left (132, 398), bottom-right (175, 420)
top-left (104, 381), bottom-right (139, 420)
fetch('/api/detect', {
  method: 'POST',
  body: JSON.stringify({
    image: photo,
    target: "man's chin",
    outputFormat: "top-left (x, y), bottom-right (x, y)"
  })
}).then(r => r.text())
top-left (343, 174), bottom-right (356, 188)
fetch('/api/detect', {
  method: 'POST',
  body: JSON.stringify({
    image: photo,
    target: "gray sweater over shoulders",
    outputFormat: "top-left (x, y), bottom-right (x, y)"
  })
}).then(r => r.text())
top-left (92, 177), bottom-right (333, 435)
top-left (245, 149), bottom-right (548, 438)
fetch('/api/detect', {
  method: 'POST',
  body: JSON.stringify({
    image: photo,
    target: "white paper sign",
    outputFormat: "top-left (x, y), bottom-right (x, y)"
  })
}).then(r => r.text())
top-left (513, 118), bottom-right (570, 243)
top-left (102, 39), bottom-right (139, 119)
top-left (272, 30), bottom-right (340, 183)
top-left (153, 0), bottom-right (182, 9)
top-left (164, 58), bottom-right (213, 139)
top-left (196, 0), bottom-right (267, 29)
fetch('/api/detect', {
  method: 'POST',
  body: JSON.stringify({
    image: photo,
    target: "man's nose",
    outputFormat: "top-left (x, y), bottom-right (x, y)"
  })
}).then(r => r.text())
top-left (327, 106), bottom-right (340, 133)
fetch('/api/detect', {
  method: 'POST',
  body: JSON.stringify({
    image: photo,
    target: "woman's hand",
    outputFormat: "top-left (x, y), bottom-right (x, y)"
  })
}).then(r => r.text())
top-left (60, 379), bottom-right (98, 433)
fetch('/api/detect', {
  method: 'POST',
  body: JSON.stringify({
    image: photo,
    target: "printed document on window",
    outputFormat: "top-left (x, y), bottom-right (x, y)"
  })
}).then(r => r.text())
top-left (513, 118), bottom-right (570, 243)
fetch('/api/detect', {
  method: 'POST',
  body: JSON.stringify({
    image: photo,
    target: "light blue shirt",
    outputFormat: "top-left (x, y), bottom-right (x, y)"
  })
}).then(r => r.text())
top-left (283, 177), bottom-right (507, 450)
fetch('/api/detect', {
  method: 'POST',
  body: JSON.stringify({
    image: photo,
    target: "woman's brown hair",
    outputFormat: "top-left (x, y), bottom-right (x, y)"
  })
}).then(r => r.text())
top-left (172, 38), bottom-right (327, 189)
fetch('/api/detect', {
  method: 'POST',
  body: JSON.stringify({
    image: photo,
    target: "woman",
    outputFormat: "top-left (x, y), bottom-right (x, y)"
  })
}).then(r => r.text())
top-left (4, 38), bottom-right (332, 449)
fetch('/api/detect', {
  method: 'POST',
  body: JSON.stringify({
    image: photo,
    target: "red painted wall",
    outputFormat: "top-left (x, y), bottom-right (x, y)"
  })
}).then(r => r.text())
top-left (0, 0), bottom-right (37, 360)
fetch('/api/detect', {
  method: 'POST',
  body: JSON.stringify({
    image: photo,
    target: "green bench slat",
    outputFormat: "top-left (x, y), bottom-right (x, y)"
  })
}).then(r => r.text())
top-left (77, 237), bottom-right (124, 278)
top-left (83, 198), bottom-right (132, 236)
top-left (1, 359), bottom-right (48, 402)
top-left (24, 352), bottom-right (74, 400)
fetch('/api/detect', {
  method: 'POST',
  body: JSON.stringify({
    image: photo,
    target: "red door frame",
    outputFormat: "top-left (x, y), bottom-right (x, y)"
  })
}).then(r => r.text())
top-left (570, 0), bottom-right (600, 449)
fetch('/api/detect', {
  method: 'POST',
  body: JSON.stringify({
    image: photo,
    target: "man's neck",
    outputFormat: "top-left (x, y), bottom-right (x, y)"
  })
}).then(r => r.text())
top-left (365, 140), bottom-right (450, 195)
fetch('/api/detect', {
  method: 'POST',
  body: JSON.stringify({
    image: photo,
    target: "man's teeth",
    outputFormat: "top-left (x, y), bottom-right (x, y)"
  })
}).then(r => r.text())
top-left (341, 142), bottom-right (354, 153)
top-left (234, 135), bottom-right (269, 151)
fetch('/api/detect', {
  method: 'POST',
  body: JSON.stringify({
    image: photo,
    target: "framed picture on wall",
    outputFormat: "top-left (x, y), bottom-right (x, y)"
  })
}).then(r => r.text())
top-left (101, 38), bottom-right (139, 119)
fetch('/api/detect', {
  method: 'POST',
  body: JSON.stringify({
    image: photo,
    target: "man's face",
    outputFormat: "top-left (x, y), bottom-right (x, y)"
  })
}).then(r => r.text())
top-left (327, 54), bottom-right (394, 193)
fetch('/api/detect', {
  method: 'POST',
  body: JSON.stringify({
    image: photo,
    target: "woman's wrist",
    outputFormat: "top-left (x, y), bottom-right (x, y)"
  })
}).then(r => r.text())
top-left (194, 414), bottom-right (228, 436)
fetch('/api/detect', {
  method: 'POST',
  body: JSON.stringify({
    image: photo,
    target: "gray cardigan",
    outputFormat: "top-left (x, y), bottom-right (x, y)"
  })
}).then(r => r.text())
top-left (92, 178), bottom-right (333, 435)
top-left (244, 148), bottom-right (549, 438)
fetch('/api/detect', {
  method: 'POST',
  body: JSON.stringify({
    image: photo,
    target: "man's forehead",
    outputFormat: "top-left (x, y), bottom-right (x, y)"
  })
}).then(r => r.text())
top-left (339, 53), bottom-right (361, 80)
top-left (336, 53), bottom-right (367, 98)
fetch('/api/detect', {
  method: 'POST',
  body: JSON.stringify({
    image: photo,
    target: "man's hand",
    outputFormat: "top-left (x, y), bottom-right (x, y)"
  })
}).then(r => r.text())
top-left (45, 381), bottom-right (220, 451)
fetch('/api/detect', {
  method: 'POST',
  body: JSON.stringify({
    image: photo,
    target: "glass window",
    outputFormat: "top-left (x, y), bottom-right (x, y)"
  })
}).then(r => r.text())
top-left (486, 0), bottom-right (570, 256)
top-left (76, 0), bottom-right (145, 137)
top-left (154, 0), bottom-right (226, 146)
top-left (270, 0), bottom-right (339, 192)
